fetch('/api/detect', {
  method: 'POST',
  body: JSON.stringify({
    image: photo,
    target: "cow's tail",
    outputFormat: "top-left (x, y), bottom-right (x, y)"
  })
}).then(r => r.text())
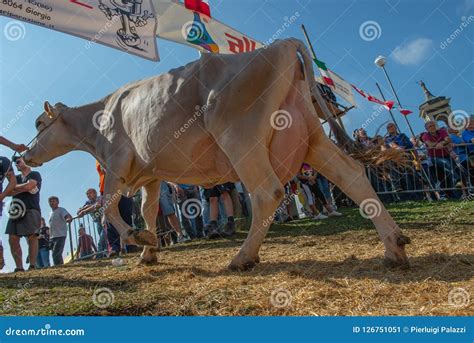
top-left (289, 39), bottom-right (355, 152)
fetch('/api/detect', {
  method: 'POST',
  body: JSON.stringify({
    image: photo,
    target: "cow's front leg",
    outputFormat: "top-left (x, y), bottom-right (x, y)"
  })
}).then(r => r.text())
top-left (103, 177), bottom-right (157, 247)
top-left (139, 181), bottom-right (161, 265)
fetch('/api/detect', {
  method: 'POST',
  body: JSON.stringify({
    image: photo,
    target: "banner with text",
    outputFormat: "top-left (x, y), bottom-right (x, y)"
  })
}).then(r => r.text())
top-left (316, 70), bottom-right (356, 107)
top-left (155, 0), bottom-right (263, 54)
top-left (0, 0), bottom-right (159, 61)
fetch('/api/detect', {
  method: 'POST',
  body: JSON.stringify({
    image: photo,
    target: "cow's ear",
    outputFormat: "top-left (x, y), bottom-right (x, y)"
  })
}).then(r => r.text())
top-left (44, 101), bottom-right (54, 119)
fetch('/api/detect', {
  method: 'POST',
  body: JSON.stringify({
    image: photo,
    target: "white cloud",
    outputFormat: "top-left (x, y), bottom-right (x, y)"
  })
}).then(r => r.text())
top-left (391, 38), bottom-right (434, 66)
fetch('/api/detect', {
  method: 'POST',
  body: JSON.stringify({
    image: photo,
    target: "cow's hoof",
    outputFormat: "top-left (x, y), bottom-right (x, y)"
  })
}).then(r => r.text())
top-left (397, 234), bottom-right (411, 246)
top-left (131, 230), bottom-right (158, 247)
top-left (228, 255), bottom-right (260, 271)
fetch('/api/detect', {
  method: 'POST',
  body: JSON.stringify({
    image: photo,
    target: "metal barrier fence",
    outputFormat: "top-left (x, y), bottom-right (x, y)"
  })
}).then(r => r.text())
top-left (366, 143), bottom-right (473, 199)
top-left (66, 215), bottom-right (107, 262)
top-left (64, 144), bottom-right (473, 260)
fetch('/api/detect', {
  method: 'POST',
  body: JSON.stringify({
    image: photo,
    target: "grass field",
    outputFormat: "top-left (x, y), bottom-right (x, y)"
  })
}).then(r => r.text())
top-left (0, 200), bottom-right (472, 316)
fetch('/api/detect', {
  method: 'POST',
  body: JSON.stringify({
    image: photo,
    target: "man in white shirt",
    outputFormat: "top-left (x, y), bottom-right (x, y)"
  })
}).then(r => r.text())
top-left (48, 196), bottom-right (72, 266)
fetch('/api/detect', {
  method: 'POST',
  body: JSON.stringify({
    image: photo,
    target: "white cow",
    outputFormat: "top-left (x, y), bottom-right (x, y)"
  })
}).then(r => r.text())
top-left (23, 39), bottom-right (410, 270)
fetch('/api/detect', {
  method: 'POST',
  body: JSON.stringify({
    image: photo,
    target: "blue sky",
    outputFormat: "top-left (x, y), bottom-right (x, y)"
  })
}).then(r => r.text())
top-left (0, 0), bottom-right (473, 272)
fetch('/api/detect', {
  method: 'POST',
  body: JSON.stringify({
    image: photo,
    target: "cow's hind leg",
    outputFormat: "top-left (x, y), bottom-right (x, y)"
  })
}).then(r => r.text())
top-left (305, 132), bottom-right (410, 268)
top-left (139, 180), bottom-right (161, 265)
top-left (220, 144), bottom-right (285, 270)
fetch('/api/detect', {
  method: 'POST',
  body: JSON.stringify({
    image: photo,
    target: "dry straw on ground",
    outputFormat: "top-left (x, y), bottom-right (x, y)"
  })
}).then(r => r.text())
top-left (0, 201), bottom-right (472, 316)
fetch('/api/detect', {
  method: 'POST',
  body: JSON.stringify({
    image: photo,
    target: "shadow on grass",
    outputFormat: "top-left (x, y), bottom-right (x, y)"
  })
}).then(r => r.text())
top-left (144, 253), bottom-right (473, 284)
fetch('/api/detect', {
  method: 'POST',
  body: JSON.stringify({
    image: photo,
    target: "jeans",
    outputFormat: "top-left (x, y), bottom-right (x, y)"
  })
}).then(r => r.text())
top-left (316, 176), bottom-right (332, 203)
top-left (106, 196), bottom-right (133, 253)
top-left (36, 247), bottom-right (50, 268)
top-left (51, 237), bottom-right (66, 266)
top-left (199, 188), bottom-right (227, 233)
top-left (95, 221), bottom-right (107, 258)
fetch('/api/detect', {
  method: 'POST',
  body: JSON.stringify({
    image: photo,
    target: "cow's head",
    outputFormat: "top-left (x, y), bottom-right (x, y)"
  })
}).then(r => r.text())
top-left (23, 101), bottom-right (75, 167)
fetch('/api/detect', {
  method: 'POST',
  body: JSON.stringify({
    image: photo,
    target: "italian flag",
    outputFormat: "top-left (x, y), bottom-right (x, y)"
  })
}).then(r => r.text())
top-left (184, 0), bottom-right (211, 17)
top-left (314, 58), bottom-right (335, 88)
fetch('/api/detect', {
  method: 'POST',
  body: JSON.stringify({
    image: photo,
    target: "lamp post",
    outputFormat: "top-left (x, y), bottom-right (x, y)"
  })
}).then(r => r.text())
top-left (375, 56), bottom-right (436, 191)
top-left (374, 55), bottom-right (416, 138)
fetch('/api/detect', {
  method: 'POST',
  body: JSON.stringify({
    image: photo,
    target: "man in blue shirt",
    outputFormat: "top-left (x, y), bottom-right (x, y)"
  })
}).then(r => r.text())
top-left (462, 117), bottom-right (474, 153)
top-left (384, 122), bottom-right (413, 150)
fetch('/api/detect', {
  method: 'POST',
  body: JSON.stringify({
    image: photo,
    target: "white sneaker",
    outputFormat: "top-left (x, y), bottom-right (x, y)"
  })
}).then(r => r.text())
top-left (328, 211), bottom-right (342, 217)
top-left (177, 235), bottom-right (190, 243)
top-left (313, 213), bottom-right (328, 220)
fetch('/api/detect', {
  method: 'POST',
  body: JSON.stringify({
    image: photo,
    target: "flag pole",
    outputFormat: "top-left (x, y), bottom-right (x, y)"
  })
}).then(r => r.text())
top-left (301, 24), bottom-right (317, 60)
top-left (379, 65), bottom-right (417, 138)
top-left (301, 24), bottom-right (346, 131)
top-left (376, 82), bottom-right (401, 132)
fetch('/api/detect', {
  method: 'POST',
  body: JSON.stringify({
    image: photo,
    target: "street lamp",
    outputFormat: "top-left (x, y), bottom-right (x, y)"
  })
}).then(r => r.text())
top-left (374, 55), bottom-right (386, 68)
top-left (374, 55), bottom-right (416, 138)
top-left (375, 55), bottom-right (435, 191)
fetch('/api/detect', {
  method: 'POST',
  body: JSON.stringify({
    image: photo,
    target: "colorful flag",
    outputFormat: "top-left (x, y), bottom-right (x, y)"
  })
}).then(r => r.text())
top-left (184, 0), bottom-right (211, 17)
top-left (155, 1), bottom-right (263, 54)
top-left (0, 0), bottom-right (159, 61)
top-left (314, 58), bottom-right (335, 88)
top-left (351, 85), bottom-right (395, 111)
top-left (399, 109), bottom-right (413, 116)
top-left (383, 100), bottom-right (395, 111)
top-left (351, 84), bottom-right (367, 98)
top-left (315, 71), bottom-right (356, 107)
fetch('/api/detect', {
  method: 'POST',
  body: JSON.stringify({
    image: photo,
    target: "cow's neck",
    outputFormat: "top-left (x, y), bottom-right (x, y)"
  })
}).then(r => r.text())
top-left (64, 99), bottom-right (108, 164)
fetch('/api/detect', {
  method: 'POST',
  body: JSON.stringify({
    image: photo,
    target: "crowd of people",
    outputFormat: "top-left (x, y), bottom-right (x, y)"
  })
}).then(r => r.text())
top-left (0, 115), bottom-right (472, 272)
top-left (353, 118), bottom-right (474, 201)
